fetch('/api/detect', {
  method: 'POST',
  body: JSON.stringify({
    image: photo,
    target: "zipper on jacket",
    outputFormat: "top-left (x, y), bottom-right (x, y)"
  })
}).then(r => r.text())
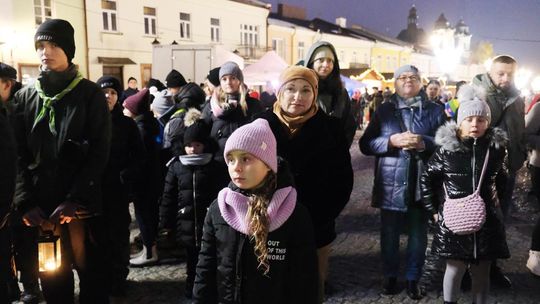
top-left (234, 233), bottom-right (245, 303)
top-left (193, 170), bottom-right (199, 247)
top-left (472, 138), bottom-right (477, 190)
top-left (472, 138), bottom-right (477, 260)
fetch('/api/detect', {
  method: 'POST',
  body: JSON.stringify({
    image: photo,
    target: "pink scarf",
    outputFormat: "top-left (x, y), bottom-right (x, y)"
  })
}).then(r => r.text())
top-left (217, 186), bottom-right (297, 234)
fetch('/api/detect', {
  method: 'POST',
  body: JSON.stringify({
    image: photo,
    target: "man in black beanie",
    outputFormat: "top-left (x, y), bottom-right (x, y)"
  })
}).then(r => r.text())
top-left (12, 18), bottom-right (111, 303)
top-left (165, 69), bottom-right (187, 95)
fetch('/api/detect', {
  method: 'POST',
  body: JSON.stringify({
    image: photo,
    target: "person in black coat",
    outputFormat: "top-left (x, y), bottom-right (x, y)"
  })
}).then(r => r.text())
top-left (193, 119), bottom-right (318, 304)
top-left (421, 85), bottom-right (510, 304)
top-left (256, 66), bottom-right (353, 303)
top-left (159, 111), bottom-right (228, 298)
top-left (97, 76), bottom-right (145, 295)
top-left (13, 19), bottom-right (111, 303)
top-left (0, 84), bottom-right (17, 303)
top-left (201, 61), bottom-right (263, 164)
top-left (122, 88), bottom-right (162, 266)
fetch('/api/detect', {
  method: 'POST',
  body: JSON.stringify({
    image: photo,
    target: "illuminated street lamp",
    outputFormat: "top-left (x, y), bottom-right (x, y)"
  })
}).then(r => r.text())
top-left (38, 231), bottom-right (61, 272)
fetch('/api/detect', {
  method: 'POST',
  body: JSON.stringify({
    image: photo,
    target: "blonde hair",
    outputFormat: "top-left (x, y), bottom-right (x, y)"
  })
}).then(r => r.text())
top-left (247, 171), bottom-right (277, 275)
top-left (217, 84), bottom-right (248, 116)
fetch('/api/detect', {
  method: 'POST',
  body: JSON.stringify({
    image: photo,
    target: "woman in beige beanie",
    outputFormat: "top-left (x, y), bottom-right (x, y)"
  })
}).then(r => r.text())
top-left (258, 65), bottom-right (353, 303)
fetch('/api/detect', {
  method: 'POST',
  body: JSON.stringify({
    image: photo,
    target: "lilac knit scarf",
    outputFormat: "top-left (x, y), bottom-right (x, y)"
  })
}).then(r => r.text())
top-left (217, 186), bottom-right (297, 234)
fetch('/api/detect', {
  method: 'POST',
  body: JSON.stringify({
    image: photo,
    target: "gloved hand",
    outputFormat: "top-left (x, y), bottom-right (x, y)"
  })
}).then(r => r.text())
top-left (22, 207), bottom-right (47, 227)
top-left (49, 201), bottom-right (79, 224)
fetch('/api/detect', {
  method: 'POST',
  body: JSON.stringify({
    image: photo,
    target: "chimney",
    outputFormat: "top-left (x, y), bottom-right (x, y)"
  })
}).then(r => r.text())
top-left (277, 3), bottom-right (306, 19)
top-left (336, 17), bottom-right (347, 28)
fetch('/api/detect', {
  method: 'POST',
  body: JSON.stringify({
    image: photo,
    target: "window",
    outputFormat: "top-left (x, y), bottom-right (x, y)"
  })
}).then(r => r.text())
top-left (210, 18), bottom-right (220, 42)
top-left (297, 42), bottom-right (305, 61)
top-left (240, 24), bottom-right (259, 46)
top-left (34, 0), bottom-right (52, 26)
top-left (340, 50), bottom-right (345, 62)
top-left (144, 7), bottom-right (156, 36)
top-left (386, 56), bottom-right (390, 70)
top-left (352, 51), bottom-right (357, 63)
top-left (102, 0), bottom-right (117, 31)
top-left (179, 12), bottom-right (191, 39)
top-left (272, 38), bottom-right (285, 59)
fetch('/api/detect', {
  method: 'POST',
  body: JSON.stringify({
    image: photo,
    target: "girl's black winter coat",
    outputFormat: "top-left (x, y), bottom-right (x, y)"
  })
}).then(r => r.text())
top-left (420, 122), bottom-right (510, 260)
top-left (159, 155), bottom-right (228, 246)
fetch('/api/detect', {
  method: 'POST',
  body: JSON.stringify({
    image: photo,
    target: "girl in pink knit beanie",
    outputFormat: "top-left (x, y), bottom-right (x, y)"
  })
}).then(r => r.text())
top-left (193, 118), bottom-right (318, 303)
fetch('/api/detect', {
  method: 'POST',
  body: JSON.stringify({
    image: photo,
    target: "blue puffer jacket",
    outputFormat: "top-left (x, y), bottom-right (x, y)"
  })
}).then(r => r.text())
top-left (359, 94), bottom-right (445, 211)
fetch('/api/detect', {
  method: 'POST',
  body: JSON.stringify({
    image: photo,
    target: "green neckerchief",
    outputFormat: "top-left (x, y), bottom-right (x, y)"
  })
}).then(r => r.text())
top-left (33, 71), bottom-right (83, 136)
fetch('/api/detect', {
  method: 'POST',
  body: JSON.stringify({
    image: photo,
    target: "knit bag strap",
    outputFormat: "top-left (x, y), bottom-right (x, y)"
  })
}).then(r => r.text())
top-left (443, 148), bottom-right (490, 197)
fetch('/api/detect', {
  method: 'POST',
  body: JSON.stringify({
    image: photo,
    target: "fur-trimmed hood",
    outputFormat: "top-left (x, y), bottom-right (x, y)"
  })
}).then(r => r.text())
top-left (435, 121), bottom-right (508, 152)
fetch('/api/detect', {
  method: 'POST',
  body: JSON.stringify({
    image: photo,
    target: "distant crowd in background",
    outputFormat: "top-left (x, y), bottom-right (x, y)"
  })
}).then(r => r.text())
top-left (2, 18), bottom-right (540, 304)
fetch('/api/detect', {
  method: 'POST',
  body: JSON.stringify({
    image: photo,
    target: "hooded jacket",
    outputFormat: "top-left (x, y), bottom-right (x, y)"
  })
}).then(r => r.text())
top-left (159, 153), bottom-right (228, 246)
top-left (360, 94), bottom-right (445, 211)
top-left (193, 159), bottom-right (318, 304)
top-left (472, 73), bottom-right (526, 173)
top-left (13, 75), bottom-right (111, 216)
top-left (303, 41), bottom-right (356, 147)
top-left (420, 122), bottom-right (510, 260)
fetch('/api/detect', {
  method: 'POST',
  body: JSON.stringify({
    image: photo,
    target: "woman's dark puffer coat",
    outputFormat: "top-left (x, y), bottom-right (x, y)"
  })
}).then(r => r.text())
top-left (421, 122), bottom-right (510, 260)
top-left (193, 160), bottom-right (318, 304)
top-left (159, 154), bottom-right (229, 247)
top-left (202, 95), bottom-right (263, 163)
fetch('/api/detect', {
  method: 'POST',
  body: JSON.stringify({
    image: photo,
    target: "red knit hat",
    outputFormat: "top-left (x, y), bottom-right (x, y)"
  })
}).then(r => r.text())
top-left (123, 88), bottom-right (150, 115)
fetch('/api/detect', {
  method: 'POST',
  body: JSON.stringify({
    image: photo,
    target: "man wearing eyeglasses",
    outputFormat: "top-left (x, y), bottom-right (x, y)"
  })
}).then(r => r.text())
top-left (360, 65), bottom-right (445, 300)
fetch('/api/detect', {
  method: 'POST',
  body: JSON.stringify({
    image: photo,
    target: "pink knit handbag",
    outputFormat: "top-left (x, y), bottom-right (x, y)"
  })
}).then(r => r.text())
top-left (442, 149), bottom-right (489, 235)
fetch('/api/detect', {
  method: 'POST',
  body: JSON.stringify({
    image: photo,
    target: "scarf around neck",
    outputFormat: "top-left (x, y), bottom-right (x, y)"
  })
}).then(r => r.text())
top-left (272, 100), bottom-right (318, 137)
top-left (217, 186), bottom-right (297, 235)
top-left (33, 65), bottom-right (83, 136)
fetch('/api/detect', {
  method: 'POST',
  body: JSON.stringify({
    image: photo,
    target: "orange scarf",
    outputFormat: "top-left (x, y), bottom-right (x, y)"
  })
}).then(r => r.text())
top-left (272, 100), bottom-right (318, 137)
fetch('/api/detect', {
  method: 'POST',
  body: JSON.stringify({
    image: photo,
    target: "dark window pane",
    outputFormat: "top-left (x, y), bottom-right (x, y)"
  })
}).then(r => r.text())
top-left (144, 18), bottom-right (149, 34)
top-left (111, 13), bottom-right (117, 31)
top-left (102, 12), bottom-right (109, 30)
top-left (151, 19), bottom-right (156, 35)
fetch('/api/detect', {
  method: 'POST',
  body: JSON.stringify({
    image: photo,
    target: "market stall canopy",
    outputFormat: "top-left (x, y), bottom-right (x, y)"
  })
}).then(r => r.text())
top-left (243, 51), bottom-right (288, 86)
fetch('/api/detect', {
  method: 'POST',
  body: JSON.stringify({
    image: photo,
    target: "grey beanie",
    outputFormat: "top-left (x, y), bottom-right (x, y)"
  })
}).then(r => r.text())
top-left (219, 61), bottom-right (243, 82)
top-left (394, 64), bottom-right (420, 79)
top-left (456, 84), bottom-right (491, 126)
top-left (150, 90), bottom-right (174, 116)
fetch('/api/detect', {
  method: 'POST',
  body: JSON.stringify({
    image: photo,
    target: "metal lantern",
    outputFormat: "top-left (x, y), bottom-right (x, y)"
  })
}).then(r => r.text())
top-left (38, 231), bottom-right (61, 272)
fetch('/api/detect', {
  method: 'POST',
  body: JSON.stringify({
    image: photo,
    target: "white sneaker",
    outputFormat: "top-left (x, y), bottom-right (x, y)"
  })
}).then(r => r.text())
top-left (526, 250), bottom-right (540, 276)
top-left (129, 245), bottom-right (158, 266)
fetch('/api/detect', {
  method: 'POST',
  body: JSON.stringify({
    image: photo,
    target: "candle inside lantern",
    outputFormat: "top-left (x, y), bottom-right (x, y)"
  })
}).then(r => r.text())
top-left (38, 232), bottom-right (61, 272)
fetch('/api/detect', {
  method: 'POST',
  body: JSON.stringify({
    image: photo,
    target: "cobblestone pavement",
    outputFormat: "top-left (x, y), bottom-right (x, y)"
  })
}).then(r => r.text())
top-left (17, 131), bottom-right (540, 303)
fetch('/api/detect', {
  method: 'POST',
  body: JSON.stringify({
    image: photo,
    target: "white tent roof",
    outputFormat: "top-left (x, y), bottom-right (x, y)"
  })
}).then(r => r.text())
top-left (243, 51), bottom-right (288, 86)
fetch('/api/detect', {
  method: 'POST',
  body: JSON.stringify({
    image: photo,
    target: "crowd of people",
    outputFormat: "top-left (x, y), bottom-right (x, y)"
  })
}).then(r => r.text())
top-left (0, 18), bottom-right (538, 304)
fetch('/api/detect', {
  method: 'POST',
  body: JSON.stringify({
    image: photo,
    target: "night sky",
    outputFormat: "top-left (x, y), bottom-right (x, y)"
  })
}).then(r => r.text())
top-left (265, 0), bottom-right (540, 72)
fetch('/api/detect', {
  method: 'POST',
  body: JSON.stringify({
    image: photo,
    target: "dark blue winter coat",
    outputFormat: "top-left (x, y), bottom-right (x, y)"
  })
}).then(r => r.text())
top-left (359, 94), bottom-right (445, 211)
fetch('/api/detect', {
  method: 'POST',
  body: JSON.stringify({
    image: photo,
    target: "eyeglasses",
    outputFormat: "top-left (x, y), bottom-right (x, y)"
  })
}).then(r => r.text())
top-left (397, 75), bottom-right (420, 82)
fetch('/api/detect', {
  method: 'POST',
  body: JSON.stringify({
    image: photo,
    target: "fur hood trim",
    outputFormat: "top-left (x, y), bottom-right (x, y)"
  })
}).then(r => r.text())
top-left (435, 121), bottom-right (508, 152)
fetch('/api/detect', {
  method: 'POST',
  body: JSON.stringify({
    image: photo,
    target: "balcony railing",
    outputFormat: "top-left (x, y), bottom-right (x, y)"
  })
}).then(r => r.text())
top-left (235, 45), bottom-right (273, 60)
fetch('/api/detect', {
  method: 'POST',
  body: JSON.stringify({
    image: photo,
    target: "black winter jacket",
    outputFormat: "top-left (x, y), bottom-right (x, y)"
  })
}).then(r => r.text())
top-left (421, 122), bottom-right (510, 260)
top-left (133, 111), bottom-right (162, 197)
top-left (13, 77), bottom-right (111, 216)
top-left (159, 154), bottom-right (228, 247)
top-left (202, 95), bottom-right (263, 163)
top-left (0, 103), bottom-right (16, 219)
top-left (193, 160), bottom-right (318, 304)
top-left (257, 110), bottom-right (353, 247)
top-left (102, 104), bottom-right (145, 200)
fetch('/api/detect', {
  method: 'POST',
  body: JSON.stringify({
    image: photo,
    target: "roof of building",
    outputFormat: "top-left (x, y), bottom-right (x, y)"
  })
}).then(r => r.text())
top-left (230, 0), bottom-right (271, 9)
